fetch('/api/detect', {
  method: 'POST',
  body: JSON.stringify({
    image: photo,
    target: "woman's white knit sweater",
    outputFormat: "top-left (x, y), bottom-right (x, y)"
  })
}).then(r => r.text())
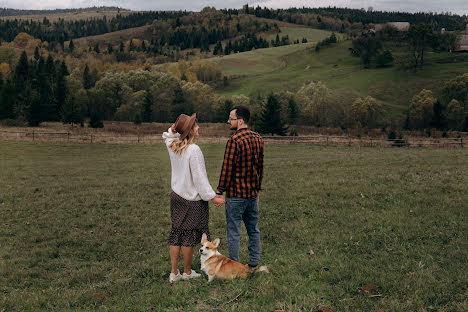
top-left (162, 128), bottom-right (216, 202)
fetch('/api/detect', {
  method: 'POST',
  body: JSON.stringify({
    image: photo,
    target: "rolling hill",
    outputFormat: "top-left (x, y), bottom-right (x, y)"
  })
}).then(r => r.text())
top-left (206, 29), bottom-right (468, 117)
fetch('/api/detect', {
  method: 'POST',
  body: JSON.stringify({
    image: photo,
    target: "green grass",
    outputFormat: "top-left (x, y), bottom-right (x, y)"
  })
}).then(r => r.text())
top-left (214, 39), bottom-right (468, 116)
top-left (211, 27), bottom-right (342, 77)
top-left (212, 42), bottom-right (315, 77)
top-left (1, 141), bottom-right (467, 311)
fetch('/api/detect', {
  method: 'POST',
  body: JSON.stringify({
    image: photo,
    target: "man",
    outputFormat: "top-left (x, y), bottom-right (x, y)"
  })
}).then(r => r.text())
top-left (217, 105), bottom-right (264, 268)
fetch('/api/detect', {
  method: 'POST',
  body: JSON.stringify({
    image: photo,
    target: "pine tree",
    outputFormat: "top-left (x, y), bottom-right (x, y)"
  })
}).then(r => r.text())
top-left (0, 79), bottom-right (16, 119)
top-left (218, 99), bottom-right (233, 122)
top-left (89, 113), bottom-right (104, 128)
top-left (69, 39), bottom-right (74, 52)
top-left (142, 90), bottom-right (153, 122)
top-left (431, 100), bottom-right (446, 129)
top-left (287, 97), bottom-right (298, 124)
top-left (23, 82), bottom-right (41, 126)
top-left (83, 64), bottom-right (92, 90)
top-left (35, 55), bottom-right (50, 122)
top-left (107, 44), bottom-right (113, 54)
top-left (45, 55), bottom-right (55, 76)
top-left (94, 43), bottom-right (100, 53)
top-left (14, 51), bottom-right (29, 92)
top-left (258, 94), bottom-right (288, 135)
top-left (134, 114), bottom-right (142, 125)
top-left (40, 55), bottom-right (57, 121)
top-left (60, 61), bottom-right (69, 76)
top-left (61, 95), bottom-right (83, 127)
top-left (171, 83), bottom-right (185, 120)
top-left (34, 46), bottom-right (40, 60)
top-left (55, 61), bottom-right (69, 120)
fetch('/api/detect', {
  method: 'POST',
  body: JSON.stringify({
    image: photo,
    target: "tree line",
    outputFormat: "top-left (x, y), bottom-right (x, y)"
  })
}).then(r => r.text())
top-left (0, 51), bottom-right (70, 126)
top-left (1, 51), bottom-right (466, 133)
top-left (0, 11), bottom-right (189, 44)
top-left (242, 5), bottom-right (468, 32)
top-left (0, 7), bottom-right (125, 17)
top-left (350, 24), bottom-right (460, 69)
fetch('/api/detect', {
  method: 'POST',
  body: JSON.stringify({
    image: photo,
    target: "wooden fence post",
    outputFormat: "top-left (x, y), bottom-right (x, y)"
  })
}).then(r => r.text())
top-left (32, 130), bottom-right (35, 141)
top-left (461, 138), bottom-right (464, 148)
top-left (67, 132), bottom-right (70, 143)
top-left (90, 135), bottom-right (93, 143)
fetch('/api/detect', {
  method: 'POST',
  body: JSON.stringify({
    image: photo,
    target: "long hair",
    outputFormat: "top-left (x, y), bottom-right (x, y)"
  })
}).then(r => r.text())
top-left (169, 128), bottom-right (197, 156)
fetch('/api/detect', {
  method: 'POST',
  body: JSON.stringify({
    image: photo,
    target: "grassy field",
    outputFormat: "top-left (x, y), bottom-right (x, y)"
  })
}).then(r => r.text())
top-left (266, 26), bottom-right (343, 43)
top-left (70, 25), bottom-right (151, 49)
top-left (1, 140), bottom-right (467, 311)
top-left (211, 27), bottom-right (342, 77)
top-left (215, 39), bottom-right (468, 116)
top-left (0, 10), bottom-right (132, 22)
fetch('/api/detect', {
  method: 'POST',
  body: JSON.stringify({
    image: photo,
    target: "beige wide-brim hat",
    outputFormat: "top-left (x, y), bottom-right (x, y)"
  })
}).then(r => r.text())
top-left (174, 113), bottom-right (197, 140)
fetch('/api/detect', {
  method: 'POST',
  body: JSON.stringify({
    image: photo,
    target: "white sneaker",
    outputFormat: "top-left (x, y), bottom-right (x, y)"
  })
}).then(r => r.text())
top-left (182, 270), bottom-right (201, 280)
top-left (169, 271), bottom-right (182, 283)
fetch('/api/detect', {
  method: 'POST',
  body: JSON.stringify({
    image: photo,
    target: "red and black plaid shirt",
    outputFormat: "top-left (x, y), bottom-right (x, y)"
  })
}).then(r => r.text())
top-left (217, 128), bottom-right (264, 199)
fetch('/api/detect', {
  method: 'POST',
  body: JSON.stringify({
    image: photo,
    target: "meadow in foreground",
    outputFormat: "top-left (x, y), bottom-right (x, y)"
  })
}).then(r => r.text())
top-left (0, 141), bottom-right (467, 311)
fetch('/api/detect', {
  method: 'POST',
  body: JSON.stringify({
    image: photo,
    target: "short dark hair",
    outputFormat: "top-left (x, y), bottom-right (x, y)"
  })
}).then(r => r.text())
top-left (232, 105), bottom-right (250, 123)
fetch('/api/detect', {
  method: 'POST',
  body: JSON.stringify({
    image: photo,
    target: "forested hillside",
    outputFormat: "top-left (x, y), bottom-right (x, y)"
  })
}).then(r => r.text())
top-left (0, 6), bottom-right (467, 134)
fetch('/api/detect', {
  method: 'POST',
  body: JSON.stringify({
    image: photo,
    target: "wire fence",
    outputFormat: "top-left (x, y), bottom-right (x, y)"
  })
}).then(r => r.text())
top-left (0, 129), bottom-right (465, 148)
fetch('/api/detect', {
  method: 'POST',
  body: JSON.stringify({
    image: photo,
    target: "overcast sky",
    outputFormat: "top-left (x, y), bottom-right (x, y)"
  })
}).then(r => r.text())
top-left (0, 0), bottom-right (467, 15)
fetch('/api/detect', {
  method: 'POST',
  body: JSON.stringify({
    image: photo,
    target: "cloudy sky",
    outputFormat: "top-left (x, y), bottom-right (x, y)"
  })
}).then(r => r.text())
top-left (0, 0), bottom-right (467, 15)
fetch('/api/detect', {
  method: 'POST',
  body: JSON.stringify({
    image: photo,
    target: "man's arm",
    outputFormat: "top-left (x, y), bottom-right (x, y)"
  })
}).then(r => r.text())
top-left (217, 138), bottom-right (236, 193)
top-left (258, 139), bottom-right (264, 195)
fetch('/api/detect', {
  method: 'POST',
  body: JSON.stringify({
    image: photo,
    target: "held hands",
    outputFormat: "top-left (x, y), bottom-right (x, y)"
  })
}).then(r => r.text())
top-left (211, 195), bottom-right (226, 207)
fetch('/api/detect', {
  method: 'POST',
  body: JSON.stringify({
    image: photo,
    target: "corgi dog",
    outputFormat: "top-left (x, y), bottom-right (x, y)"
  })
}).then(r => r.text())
top-left (199, 233), bottom-right (269, 282)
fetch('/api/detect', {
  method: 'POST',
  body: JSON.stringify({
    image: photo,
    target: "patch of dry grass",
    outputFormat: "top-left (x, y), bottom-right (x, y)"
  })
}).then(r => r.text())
top-left (0, 10), bottom-right (133, 22)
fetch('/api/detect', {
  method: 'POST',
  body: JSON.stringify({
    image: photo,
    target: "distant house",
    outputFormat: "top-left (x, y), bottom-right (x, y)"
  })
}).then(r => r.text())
top-left (455, 35), bottom-right (468, 52)
top-left (455, 25), bottom-right (468, 52)
top-left (374, 22), bottom-right (410, 32)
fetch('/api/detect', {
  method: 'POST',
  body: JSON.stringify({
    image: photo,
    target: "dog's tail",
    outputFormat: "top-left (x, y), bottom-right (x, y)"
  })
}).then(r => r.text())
top-left (253, 265), bottom-right (269, 274)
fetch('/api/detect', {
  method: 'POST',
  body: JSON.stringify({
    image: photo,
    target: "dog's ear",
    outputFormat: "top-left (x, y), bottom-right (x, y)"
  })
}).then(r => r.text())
top-left (213, 238), bottom-right (220, 248)
top-left (201, 233), bottom-right (207, 243)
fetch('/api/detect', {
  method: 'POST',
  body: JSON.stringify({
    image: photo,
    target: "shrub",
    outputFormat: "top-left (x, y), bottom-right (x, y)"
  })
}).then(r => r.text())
top-left (0, 118), bottom-right (24, 127)
top-left (89, 114), bottom-right (104, 128)
top-left (289, 129), bottom-right (298, 136)
top-left (392, 135), bottom-right (408, 147)
top-left (387, 130), bottom-right (396, 140)
top-left (134, 114), bottom-right (142, 125)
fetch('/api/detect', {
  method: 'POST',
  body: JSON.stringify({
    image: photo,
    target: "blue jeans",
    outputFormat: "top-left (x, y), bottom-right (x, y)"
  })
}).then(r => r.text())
top-left (225, 197), bottom-right (261, 267)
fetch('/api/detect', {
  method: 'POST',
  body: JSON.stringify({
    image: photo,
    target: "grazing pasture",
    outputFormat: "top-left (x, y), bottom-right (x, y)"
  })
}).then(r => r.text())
top-left (216, 39), bottom-right (468, 117)
top-left (212, 27), bottom-right (341, 77)
top-left (0, 141), bottom-right (467, 311)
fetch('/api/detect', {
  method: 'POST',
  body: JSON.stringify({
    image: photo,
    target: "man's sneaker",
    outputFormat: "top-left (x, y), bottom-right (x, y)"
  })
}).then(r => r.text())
top-left (169, 271), bottom-right (182, 283)
top-left (182, 270), bottom-right (201, 280)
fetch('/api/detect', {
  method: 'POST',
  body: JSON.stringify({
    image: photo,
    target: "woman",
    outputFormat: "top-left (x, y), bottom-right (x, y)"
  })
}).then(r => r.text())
top-left (162, 113), bottom-right (225, 283)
